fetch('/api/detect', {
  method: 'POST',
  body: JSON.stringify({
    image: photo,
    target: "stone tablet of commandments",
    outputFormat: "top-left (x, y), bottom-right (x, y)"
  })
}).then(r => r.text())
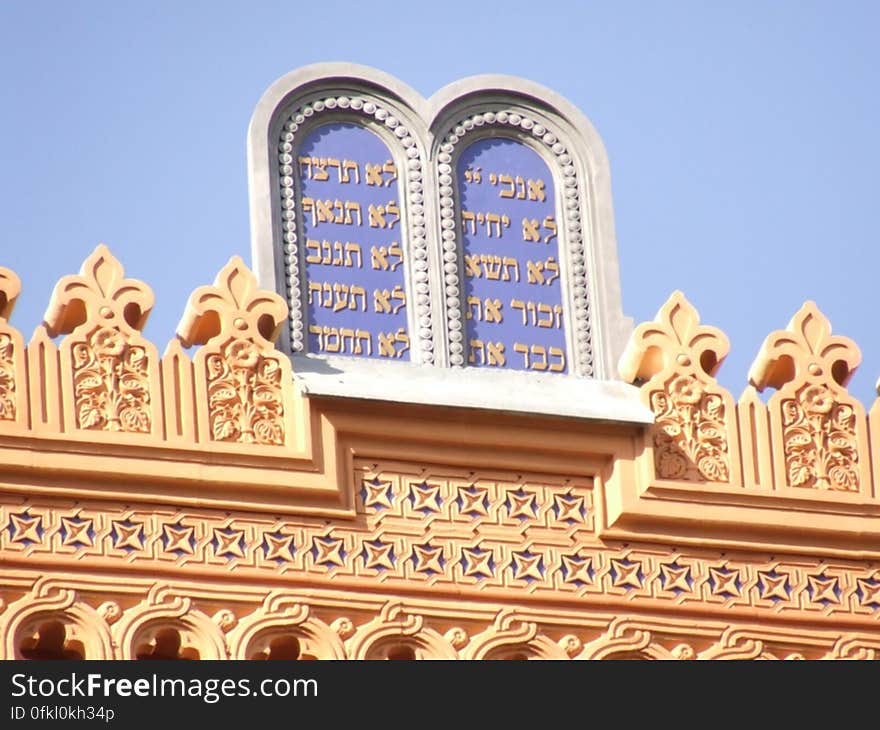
top-left (248, 64), bottom-right (645, 422)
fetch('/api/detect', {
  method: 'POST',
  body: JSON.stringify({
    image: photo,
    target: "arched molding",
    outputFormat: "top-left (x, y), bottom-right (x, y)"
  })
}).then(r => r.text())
top-left (113, 588), bottom-right (226, 660)
top-left (346, 602), bottom-right (459, 659)
top-left (2, 584), bottom-right (114, 660)
top-left (248, 63), bottom-right (434, 364)
top-left (228, 596), bottom-right (346, 660)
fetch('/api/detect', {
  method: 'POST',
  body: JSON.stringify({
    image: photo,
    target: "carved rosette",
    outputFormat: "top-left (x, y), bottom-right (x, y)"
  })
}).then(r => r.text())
top-left (651, 374), bottom-right (729, 481)
top-left (72, 326), bottom-right (151, 432)
top-left (177, 257), bottom-right (290, 447)
top-left (749, 302), bottom-right (865, 493)
top-left (780, 383), bottom-right (858, 490)
top-left (619, 291), bottom-right (737, 484)
top-left (206, 338), bottom-right (284, 445)
top-left (42, 246), bottom-right (158, 436)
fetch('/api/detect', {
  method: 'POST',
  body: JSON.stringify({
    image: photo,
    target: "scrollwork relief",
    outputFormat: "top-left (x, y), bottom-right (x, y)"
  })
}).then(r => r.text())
top-left (619, 291), bottom-right (736, 483)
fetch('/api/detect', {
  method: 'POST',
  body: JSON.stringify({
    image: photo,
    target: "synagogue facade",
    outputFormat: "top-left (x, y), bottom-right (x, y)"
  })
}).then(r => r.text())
top-left (2, 64), bottom-right (879, 660)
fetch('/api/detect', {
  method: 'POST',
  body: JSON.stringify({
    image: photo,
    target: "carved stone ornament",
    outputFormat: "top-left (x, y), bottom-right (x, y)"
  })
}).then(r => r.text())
top-left (42, 245), bottom-right (160, 436)
top-left (176, 256), bottom-right (292, 446)
top-left (618, 291), bottom-right (739, 484)
top-left (749, 302), bottom-right (868, 493)
top-left (0, 266), bottom-right (22, 424)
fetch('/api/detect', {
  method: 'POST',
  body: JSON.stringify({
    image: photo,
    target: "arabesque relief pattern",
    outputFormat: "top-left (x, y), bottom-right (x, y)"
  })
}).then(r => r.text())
top-left (749, 302), bottom-right (865, 492)
top-left (43, 246), bottom-right (158, 434)
top-left (3, 576), bottom-right (880, 660)
top-left (176, 258), bottom-right (289, 446)
top-left (619, 291), bottom-right (737, 484)
top-left (5, 253), bottom-right (880, 658)
top-left (0, 246), bottom-right (293, 449)
top-left (620, 291), bottom-right (877, 496)
top-left (0, 267), bottom-right (22, 423)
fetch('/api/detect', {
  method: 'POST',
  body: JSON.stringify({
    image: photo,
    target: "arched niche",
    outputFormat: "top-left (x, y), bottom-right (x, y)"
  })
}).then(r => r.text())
top-left (296, 122), bottom-right (411, 363)
top-left (452, 135), bottom-right (567, 374)
top-left (115, 600), bottom-right (226, 660)
top-left (3, 590), bottom-right (115, 660)
top-left (248, 64), bottom-right (434, 366)
top-left (229, 614), bottom-right (347, 661)
top-left (430, 78), bottom-right (631, 379)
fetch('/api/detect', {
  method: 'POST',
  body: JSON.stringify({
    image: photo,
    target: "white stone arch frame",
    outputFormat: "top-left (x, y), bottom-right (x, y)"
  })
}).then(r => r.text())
top-left (249, 65), bottom-right (643, 415)
top-left (248, 64), bottom-right (436, 365)
top-left (429, 77), bottom-right (630, 379)
top-left (432, 112), bottom-right (587, 374)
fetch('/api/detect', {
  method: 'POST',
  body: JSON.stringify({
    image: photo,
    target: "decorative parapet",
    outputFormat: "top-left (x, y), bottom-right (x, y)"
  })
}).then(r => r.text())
top-left (0, 245), bottom-right (337, 516)
top-left (618, 291), bottom-right (740, 485)
top-left (612, 291), bottom-right (880, 554)
top-left (6, 255), bottom-right (880, 557)
top-left (176, 256), bottom-right (293, 447)
top-left (41, 245), bottom-right (160, 436)
top-left (749, 302), bottom-right (867, 494)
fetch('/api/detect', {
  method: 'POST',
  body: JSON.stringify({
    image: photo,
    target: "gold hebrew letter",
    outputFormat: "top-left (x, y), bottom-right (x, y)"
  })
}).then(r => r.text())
top-left (365, 163), bottom-right (383, 186)
top-left (342, 159), bottom-right (359, 184)
top-left (306, 239), bottom-right (322, 264)
top-left (311, 158), bottom-right (329, 181)
top-left (543, 216), bottom-right (558, 243)
top-left (499, 174), bottom-right (515, 198)
top-left (487, 341), bottom-right (506, 367)
top-left (382, 160), bottom-right (398, 187)
top-left (464, 255), bottom-right (482, 278)
top-left (466, 296), bottom-right (482, 321)
top-left (528, 179), bottom-right (546, 202)
top-left (350, 285), bottom-right (367, 312)
top-left (522, 218), bottom-right (541, 242)
top-left (484, 298), bottom-right (503, 323)
top-left (502, 257), bottom-right (520, 282)
top-left (468, 338), bottom-right (486, 365)
top-left (344, 242), bottom-right (362, 268)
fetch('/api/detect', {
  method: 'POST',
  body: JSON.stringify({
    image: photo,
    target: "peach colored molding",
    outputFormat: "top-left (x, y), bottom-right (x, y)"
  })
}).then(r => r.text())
top-left (43, 245), bottom-right (161, 439)
top-left (227, 593), bottom-right (347, 660)
top-left (1, 580), bottom-right (114, 660)
top-left (176, 256), bottom-right (298, 450)
top-left (461, 610), bottom-right (570, 659)
top-left (749, 302), bottom-right (870, 496)
top-left (346, 602), bottom-right (461, 659)
top-left (619, 290), bottom-right (741, 485)
top-left (0, 267), bottom-right (27, 432)
top-left (608, 292), bottom-right (880, 556)
top-left (113, 585), bottom-right (226, 660)
top-left (9, 571), bottom-right (880, 660)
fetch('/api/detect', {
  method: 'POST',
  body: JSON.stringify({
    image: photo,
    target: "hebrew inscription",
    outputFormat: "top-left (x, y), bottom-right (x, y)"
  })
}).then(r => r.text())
top-left (299, 123), bottom-right (410, 360)
top-left (458, 138), bottom-right (567, 373)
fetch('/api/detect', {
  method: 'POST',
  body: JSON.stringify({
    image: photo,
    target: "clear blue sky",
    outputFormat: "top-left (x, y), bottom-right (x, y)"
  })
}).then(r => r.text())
top-left (2, 1), bottom-right (878, 405)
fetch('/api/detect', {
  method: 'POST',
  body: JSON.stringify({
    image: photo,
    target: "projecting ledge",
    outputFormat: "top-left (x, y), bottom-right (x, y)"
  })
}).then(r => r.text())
top-left (290, 355), bottom-right (655, 425)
